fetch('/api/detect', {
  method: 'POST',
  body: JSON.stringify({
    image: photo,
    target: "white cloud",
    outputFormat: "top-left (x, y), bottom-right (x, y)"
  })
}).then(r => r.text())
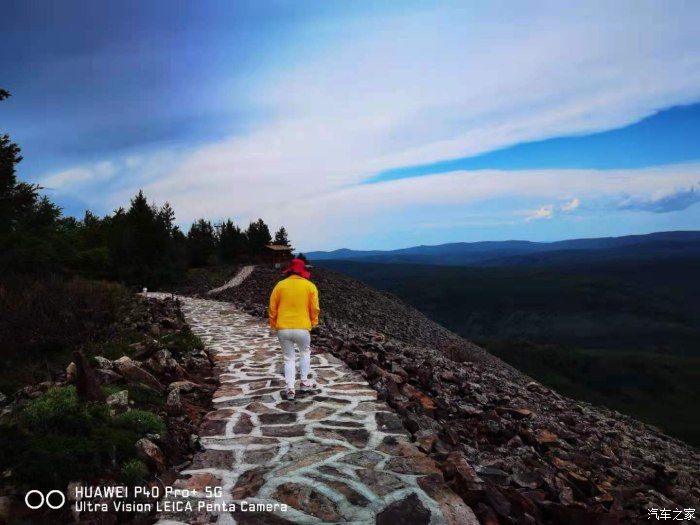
top-left (41, 161), bottom-right (116, 189)
top-left (43, 148), bottom-right (700, 248)
top-left (526, 205), bottom-right (555, 221)
top-left (41, 2), bottom-right (700, 247)
top-left (259, 1), bottom-right (700, 169)
top-left (40, 152), bottom-right (184, 206)
top-left (138, 162), bottom-right (699, 247)
top-left (524, 197), bottom-right (580, 221)
top-left (129, 3), bottom-right (699, 226)
top-left (287, 165), bottom-right (700, 244)
top-left (561, 198), bottom-right (581, 212)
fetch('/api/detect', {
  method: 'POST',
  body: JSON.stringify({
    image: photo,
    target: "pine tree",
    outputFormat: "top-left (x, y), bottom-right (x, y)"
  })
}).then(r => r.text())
top-left (72, 210), bottom-right (109, 278)
top-left (157, 202), bottom-right (176, 235)
top-left (187, 219), bottom-right (217, 267)
top-left (218, 219), bottom-right (247, 263)
top-left (1, 89), bottom-right (64, 275)
top-left (245, 218), bottom-right (272, 257)
top-left (155, 202), bottom-right (186, 282)
top-left (273, 227), bottom-right (290, 246)
top-left (104, 190), bottom-right (184, 286)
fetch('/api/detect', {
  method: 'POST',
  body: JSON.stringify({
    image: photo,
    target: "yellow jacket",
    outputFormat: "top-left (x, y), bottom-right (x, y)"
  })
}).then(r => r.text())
top-left (269, 275), bottom-right (320, 330)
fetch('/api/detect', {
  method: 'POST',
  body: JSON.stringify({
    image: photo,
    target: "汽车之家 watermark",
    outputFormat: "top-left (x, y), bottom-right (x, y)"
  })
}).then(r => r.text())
top-left (648, 508), bottom-right (696, 520)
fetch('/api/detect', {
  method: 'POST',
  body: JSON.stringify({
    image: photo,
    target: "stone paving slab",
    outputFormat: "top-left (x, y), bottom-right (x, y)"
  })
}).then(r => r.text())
top-left (148, 294), bottom-right (477, 525)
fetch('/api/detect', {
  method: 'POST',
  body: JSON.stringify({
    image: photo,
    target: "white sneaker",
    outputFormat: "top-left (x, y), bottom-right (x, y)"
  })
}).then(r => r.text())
top-left (299, 380), bottom-right (317, 391)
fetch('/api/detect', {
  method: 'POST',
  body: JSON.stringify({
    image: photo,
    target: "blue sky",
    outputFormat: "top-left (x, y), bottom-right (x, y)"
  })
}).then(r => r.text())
top-left (368, 105), bottom-right (700, 180)
top-left (2, 0), bottom-right (700, 250)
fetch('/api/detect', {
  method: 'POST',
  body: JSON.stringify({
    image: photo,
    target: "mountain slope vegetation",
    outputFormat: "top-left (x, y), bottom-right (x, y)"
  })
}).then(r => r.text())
top-left (314, 259), bottom-right (700, 445)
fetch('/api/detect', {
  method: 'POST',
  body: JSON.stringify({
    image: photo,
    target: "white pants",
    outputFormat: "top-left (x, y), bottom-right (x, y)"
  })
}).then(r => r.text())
top-left (277, 329), bottom-right (311, 389)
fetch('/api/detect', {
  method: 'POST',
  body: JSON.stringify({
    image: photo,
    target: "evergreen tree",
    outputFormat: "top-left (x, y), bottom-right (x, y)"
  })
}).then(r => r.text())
top-left (110, 192), bottom-right (151, 284)
top-left (157, 202), bottom-right (176, 235)
top-left (245, 218), bottom-right (272, 257)
top-left (0, 90), bottom-right (64, 275)
top-left (170, 225), bottom-right (188, 274)
top-left (273, 227), bottom-right (290, 246)
top-left (217, 219), bottom-right (247, 263)
top-left (71, 210), bottom-right (109, 278)
top-left (154, 202), bottom-right (186, 282)
top-left (104, 191), bottom-right (183, 286)
top-left (296, 253), bottom-right (307, 262)
top-left (187, 219), bottom-right (217, 267)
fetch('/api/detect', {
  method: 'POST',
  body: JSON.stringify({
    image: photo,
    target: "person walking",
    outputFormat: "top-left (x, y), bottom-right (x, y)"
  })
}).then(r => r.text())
top-left (269, 258), bottom-right (320, 400)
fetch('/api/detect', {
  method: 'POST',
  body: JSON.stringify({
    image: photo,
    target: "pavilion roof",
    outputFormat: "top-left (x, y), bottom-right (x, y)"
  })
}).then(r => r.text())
top-left (265, 244), bottom-right (294, 251)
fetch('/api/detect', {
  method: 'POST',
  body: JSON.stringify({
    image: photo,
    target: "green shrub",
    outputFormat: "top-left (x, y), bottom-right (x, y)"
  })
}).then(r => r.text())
top-left (127, 384), bottom-right (164, 406)
top-left (102, 384), bottom-right (125, 397)
top-left (120, 459), bottom-right (149, 486)
top-left (1, 387), bottom-right (165, 491)
top-left (21, 386), bottom-right (110, 434)
top-left (99, 333), bottom-right (143, 360)
top-left (21, 385), bottom-right (79, 426)
top-left (93, 425), bottom-right (143, 464)
top-left (103, 383), bottom-right (163, 407)
top-left (160, 327), bottom-right (203, 356)
top-left (16, 434), bottom-right (104, 488)
top-left (114, 409), bottom-right (165, 435)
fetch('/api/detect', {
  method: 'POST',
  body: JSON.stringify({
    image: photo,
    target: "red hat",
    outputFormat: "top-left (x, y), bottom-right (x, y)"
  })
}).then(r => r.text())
top-left (283, 258), bottom-right (310, 279)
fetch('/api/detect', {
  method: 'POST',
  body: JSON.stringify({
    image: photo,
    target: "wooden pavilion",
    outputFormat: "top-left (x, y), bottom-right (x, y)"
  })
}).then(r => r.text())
top-left (265, 244), bottom-right (294, 267)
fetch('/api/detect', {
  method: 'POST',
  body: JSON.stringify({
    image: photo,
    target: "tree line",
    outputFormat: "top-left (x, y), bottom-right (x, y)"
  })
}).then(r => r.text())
top-left (1, 89), bottom-right (292, 288)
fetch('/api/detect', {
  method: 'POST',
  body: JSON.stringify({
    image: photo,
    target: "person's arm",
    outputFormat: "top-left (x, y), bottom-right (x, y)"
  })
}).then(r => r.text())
top-left (269, 284), bottom-right (280, 329)
top-left (309, 284), bottom-right (320, 327)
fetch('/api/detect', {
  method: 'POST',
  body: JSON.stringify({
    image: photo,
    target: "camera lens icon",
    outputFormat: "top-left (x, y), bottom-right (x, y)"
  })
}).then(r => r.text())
top-left (25, 490), bottom-right (66, 510)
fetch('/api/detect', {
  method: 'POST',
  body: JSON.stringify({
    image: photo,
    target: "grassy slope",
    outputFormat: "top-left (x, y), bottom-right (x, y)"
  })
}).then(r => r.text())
top-left (316, 259), bottom-right (700, 446)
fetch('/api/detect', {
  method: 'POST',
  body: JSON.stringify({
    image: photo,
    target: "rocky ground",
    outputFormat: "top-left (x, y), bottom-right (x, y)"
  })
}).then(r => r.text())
top-left (150, 293), bottom-right (477, 525)
top-left (217, 266), bottom-right (508, 369)
top-left (0, 296), bottom-right (216, 524)
top-left (213, 265), bottom-right (700, 524)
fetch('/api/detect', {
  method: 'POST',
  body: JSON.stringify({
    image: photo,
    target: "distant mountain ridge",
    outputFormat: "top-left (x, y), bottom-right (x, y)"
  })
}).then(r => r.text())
top-left (306, 230), bottom-right (700, 266)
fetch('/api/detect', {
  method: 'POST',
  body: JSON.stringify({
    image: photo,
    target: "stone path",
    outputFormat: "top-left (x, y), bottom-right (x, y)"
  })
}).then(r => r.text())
top-left (150, 294), bottom-right (476, 525)
top-left (208, 266), bottom-right (255, 295)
